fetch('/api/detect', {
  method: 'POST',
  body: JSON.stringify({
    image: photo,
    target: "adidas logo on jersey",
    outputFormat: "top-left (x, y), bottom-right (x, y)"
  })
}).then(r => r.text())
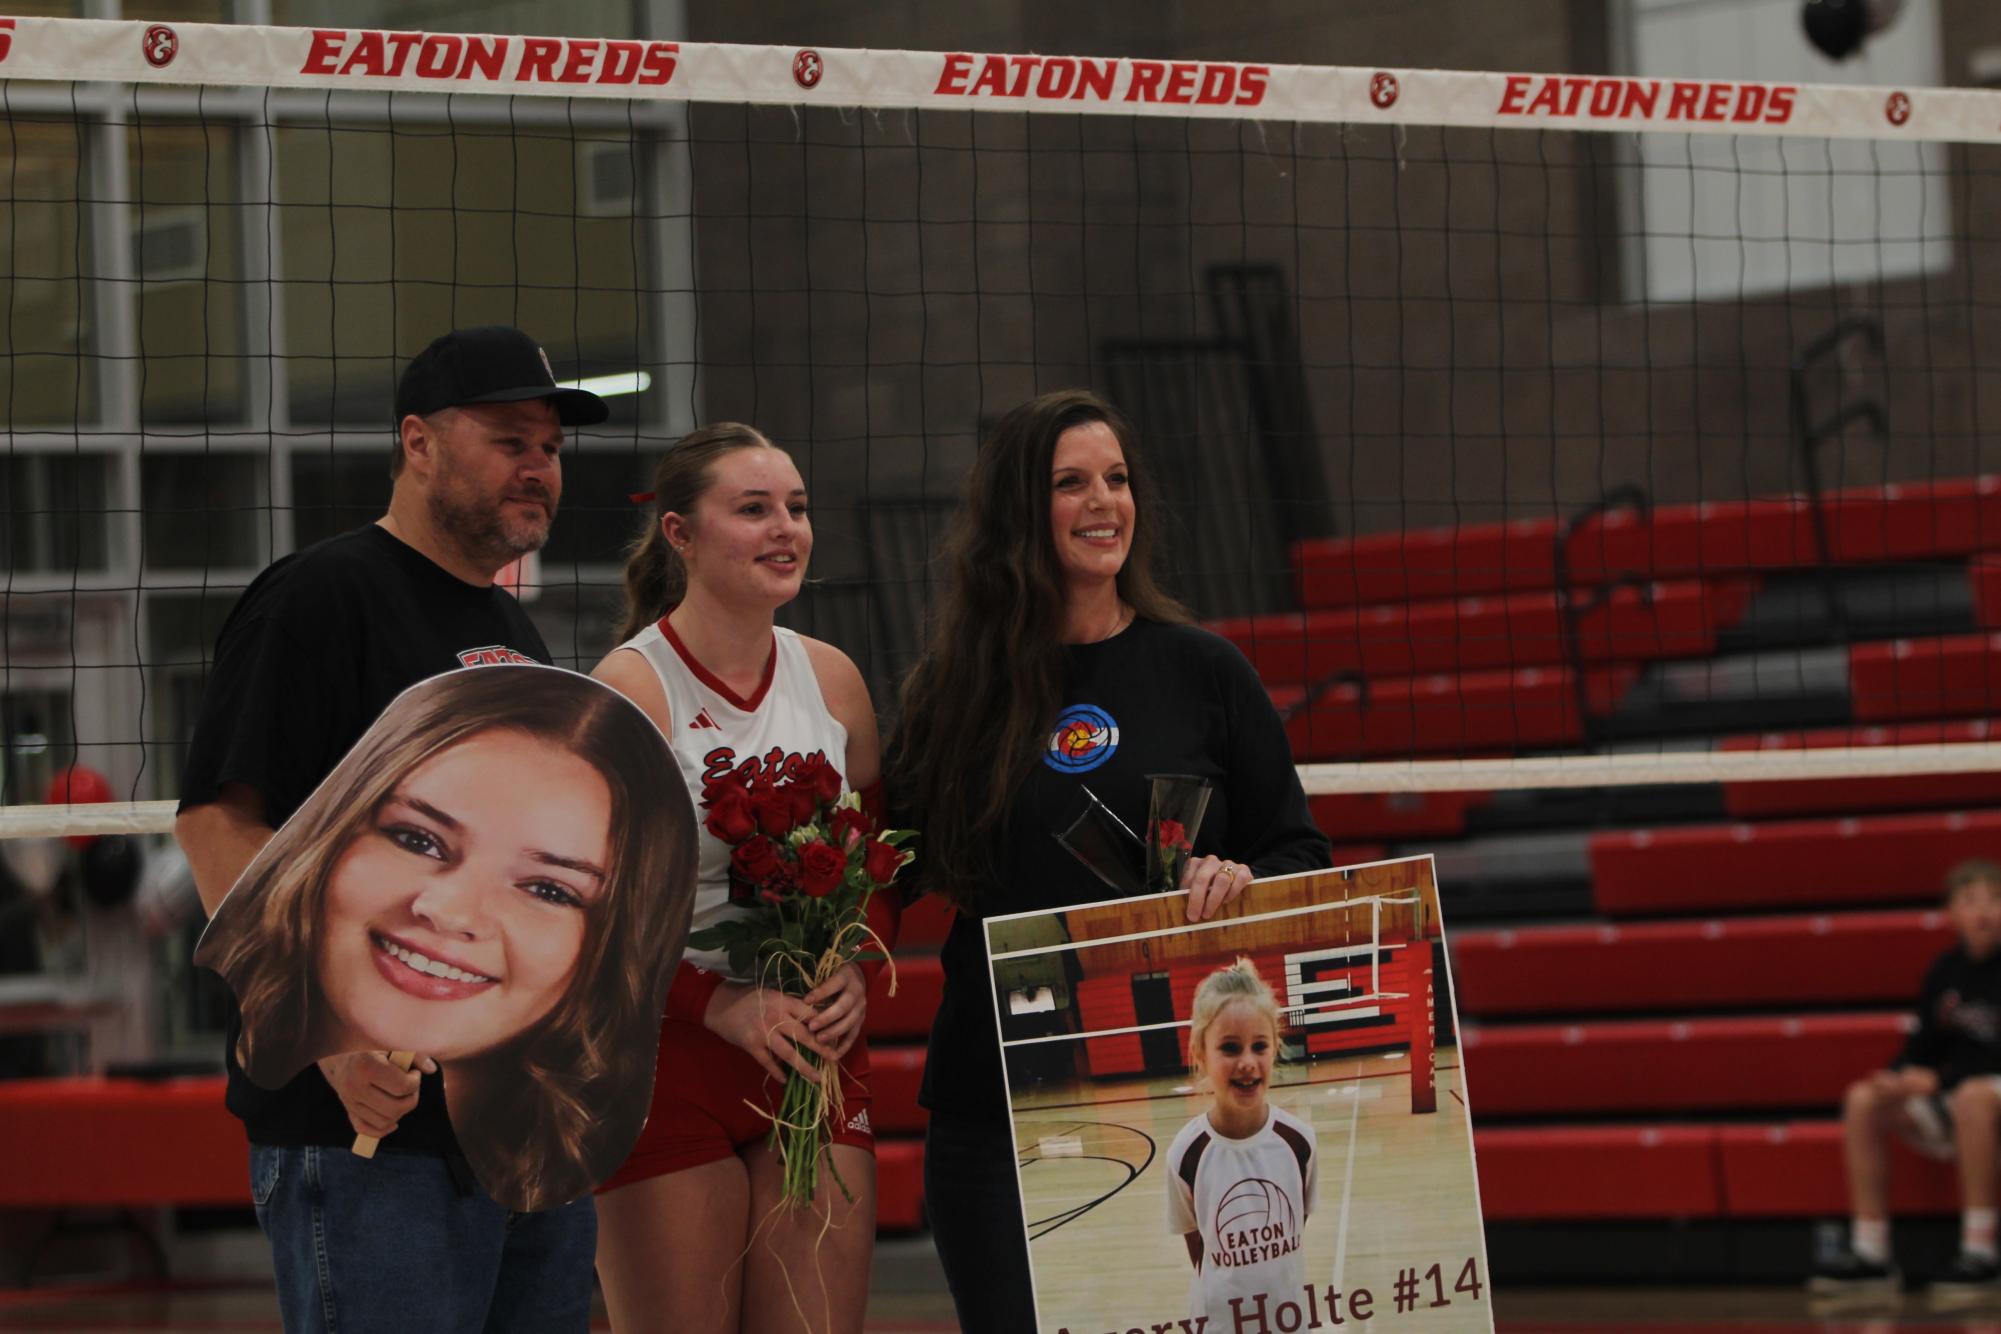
top-left (845, 1108), bottom-right (872, 1135)
top-left (688, 709), bottom-right (720, 730)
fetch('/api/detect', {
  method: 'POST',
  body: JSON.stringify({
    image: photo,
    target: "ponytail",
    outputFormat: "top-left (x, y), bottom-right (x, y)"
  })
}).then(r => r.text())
top-left (613, 422), bottom-right (775, 642)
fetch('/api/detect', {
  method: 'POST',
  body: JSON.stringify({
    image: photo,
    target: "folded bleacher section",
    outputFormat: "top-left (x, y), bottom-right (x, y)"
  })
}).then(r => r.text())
top-left (1236, 474), bottom-right (2001, 1282)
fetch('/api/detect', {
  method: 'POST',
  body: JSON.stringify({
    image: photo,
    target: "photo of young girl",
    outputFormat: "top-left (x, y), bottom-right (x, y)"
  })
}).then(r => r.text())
top-left (1166, 958), bottom-right (1320, 1328)
top-left (194, 664), bottom-right (698, 1212)
top-left (982, 856), bottom-right (1491, 1333)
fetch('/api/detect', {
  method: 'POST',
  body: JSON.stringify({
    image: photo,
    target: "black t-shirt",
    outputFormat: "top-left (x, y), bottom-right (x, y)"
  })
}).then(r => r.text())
top-left (1895, 943), bottom-right (2001, 1090)
top-left (179, 524), bottom-right (552, 1153)
top-left (918, 618), bottom-right (1332, 1119)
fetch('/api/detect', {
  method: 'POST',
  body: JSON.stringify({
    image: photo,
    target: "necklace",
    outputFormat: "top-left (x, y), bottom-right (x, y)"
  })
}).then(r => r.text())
top-left (1094, 603), bottom-right (1132, 643)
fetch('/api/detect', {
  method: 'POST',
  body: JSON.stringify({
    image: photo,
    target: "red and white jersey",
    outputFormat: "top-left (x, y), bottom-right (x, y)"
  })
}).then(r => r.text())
top-left (615, 616), bottom-right (849, 976)
top-left (1166, 1103), bottom-right (1319, 1327)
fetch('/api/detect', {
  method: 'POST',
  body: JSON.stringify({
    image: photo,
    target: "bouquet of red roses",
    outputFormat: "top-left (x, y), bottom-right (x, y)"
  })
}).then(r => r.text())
top-left (685, 754), bottom-right (912, 1207)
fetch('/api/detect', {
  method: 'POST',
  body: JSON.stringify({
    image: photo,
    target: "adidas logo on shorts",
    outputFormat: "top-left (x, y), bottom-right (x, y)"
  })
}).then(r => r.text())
top-left (845, 1108), bottom-right (872, 1135)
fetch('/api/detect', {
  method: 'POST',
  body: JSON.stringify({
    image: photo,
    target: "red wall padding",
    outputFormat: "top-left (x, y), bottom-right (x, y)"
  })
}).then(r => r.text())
top-left (1588, 809), bottom-right (2001, 916)
top-left (1461, 1013), bottom-right (1907, 1116)
top-left (1451, 909), bottom-right (1953, 1016)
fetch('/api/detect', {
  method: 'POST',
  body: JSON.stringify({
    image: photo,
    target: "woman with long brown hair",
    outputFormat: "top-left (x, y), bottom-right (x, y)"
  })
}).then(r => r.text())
top-left (890, 388), bottom-right (1331, 1330)
top-left (592, 423), bottom-right (891, 1333)
top-left (197, 665), bottom-right (695, 1213)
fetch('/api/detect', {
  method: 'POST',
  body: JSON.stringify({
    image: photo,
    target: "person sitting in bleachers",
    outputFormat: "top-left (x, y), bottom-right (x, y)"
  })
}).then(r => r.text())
top-left (1812, 857), bottom-right (2001, 1296)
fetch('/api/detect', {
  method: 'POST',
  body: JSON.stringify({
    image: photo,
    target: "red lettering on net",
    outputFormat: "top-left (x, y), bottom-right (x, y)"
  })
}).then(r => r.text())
top-left (381, 31), bottom-right (422, 77)
top-left (557, 39), bottom-right (601, 84)
top-left (1126, 59), bottom-right (1166, 102)
top-left (517, 35), bottom-right (561, 81)
top-left (933, 52), bottom-right (973, 96)
top-left (0, 16), bottom-right (15, 64)
top-left (969, 53), bottom-right (1008, 96)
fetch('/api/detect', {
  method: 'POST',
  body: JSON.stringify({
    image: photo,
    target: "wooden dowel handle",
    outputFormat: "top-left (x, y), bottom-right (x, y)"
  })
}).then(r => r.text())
top-left (349, 1051), bottom-right (417, 1159)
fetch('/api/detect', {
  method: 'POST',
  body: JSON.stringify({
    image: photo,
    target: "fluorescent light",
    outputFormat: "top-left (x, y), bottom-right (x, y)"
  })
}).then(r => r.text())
top-left (558, 370), bottom-right (652, 398)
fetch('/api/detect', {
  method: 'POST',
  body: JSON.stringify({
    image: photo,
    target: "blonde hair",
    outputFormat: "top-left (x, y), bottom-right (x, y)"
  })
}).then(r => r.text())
top-left (1186, 956), bottom-right (1283, 1078)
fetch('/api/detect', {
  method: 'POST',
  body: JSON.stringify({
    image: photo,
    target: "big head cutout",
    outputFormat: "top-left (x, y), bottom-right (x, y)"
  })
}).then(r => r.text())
top-left (194, 665), bottom-right (696, 1212)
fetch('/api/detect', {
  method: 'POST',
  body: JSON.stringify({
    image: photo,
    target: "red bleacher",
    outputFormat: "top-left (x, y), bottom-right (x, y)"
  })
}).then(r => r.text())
top-left (1461, 1013), bottom-right (1907, 1116)
top-left (1851, 633), bottom-right (2001, 722)
top-left (1720, 721), bottom-right (2001, 818)
top-left (1285, 476), bottom-right (2001, 1241)
top-left (1473, 1125), bottom-right (1723, 1219)
top-left (1720, 1122), bottom-right (1961, 1217)
top-left (1277, 664), bottom-right (1636, 761)
top-left (1452, 909), bottom-right (1952, 1015)
top-left (1293, 474), bottom-right (2001, 609)
top-left (1213, 577), bottom-right (1755, 683)
top-left (0, 1076), bottom-right (934, 1230)
top-left (1587, 809), bottom-right (2001, 916)
top-left (24, 479), bottom-right (2001, 1251)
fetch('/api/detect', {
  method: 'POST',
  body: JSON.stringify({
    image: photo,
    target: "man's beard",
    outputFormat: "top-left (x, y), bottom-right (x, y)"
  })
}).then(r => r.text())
top-left (427, 471), bottom-right (552, 570)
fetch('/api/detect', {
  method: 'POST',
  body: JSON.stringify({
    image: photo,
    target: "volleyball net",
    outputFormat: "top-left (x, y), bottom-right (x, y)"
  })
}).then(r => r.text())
top-left (9, 15), bottom-right (2001, 847)
top-left (989, 888), bottom-right (1438, 1114)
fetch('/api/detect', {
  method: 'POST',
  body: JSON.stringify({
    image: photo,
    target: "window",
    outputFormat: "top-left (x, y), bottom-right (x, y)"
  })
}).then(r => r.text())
top-left (132, 120), bottom-right (248, 426)
top-left (1615, 0), bottom-right (1950, 302)
top-left (276, 118), bottom-right (662, 426)
top-left (141, 453), bottom-right (266, 570)
top-left (0, 118), bottom-right (95, 426)
top-left (4, 453), bottom-right (114, 575)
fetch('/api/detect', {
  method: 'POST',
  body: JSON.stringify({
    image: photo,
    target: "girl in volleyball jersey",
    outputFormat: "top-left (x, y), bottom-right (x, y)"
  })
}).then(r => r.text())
top-left (590, 424), bottom-right (894, 1334)
top-left (1167, 959), bottom-right (1320, 1328)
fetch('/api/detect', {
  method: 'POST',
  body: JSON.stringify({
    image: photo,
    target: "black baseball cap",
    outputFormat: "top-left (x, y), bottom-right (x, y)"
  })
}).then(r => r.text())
top-left (395, 325), bottom-right (609, 427)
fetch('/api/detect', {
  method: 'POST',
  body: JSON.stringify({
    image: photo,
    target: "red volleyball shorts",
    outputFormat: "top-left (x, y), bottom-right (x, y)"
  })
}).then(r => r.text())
top-left (597, 1015), bottom-right (875, 1193)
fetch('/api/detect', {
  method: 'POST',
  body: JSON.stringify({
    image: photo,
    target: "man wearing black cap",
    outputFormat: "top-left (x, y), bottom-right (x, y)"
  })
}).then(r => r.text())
top-left (175, 327), bottom-right (608, 1332)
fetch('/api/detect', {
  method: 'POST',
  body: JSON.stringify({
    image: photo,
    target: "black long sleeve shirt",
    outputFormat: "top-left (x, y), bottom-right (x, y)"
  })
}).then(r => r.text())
top-left (919, 617), bottom-right (1331, 1119)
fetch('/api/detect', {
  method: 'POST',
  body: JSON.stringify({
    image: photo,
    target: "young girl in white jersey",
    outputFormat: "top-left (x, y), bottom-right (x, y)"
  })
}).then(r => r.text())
top-left (1166, 958), bottom-right (1319, 1330)
top-left (591, 423), bottom-right (894, 1334)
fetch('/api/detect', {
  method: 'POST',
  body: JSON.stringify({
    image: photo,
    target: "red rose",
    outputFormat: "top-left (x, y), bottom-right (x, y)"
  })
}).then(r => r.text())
top-left (829, 805), bottom-right (872, 848)
top-left (702, 770), bottom-right (747, 803)
top-left (798, 754), bottom-right (844, 803)
top-left (785, 782), bottom-right (820, 826)
top-left (863, 838), bottom-right (906, 885)
top-left (731, 835), bottom-right (783, 886)
top-left (797, 841), bottom-right (846, 897)
top-left (704, 785), bottom-right (757, 844)
top-left (750, 785), bottom-right (794, 838)
top-left (1158, 818), bottom-right (1188, 851)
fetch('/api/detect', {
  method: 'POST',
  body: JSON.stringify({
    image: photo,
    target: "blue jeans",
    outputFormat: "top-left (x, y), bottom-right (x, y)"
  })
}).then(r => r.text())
top-left (249, 1144), bottom-right (596, 1333)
